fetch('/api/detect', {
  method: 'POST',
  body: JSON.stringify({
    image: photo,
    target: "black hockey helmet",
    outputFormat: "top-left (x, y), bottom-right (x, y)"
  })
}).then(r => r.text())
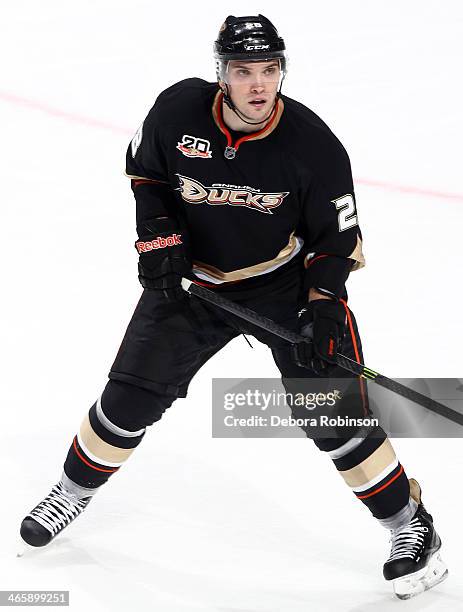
top-left (214, 14), bottom-right (287, 65)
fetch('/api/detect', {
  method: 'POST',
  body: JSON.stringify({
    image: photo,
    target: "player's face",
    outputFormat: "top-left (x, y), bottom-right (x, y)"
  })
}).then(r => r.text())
top-left (223, 60), bottom-right (281, 121)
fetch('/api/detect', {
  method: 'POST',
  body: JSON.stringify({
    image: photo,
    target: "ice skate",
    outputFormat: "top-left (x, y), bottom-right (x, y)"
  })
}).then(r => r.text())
top-left (20, 479), bottom-right (92, 548)
top-left (383, 478), bottom-right (448, 599)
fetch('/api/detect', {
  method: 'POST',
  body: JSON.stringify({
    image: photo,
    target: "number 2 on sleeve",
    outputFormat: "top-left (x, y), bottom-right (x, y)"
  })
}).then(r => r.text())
top-left (332, 194), bottom-right (358, 232)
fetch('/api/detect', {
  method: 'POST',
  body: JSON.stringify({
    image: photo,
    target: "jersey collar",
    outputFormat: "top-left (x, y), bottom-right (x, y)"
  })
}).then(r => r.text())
top-left (212, 90), bottom-right (284, 154)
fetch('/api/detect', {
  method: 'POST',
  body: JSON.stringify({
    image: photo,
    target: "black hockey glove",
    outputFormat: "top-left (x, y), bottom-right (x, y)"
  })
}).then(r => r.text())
top-left (292, 298), bottom-right (347, 375)
top-left (135, 217), bottom-right (191, 298)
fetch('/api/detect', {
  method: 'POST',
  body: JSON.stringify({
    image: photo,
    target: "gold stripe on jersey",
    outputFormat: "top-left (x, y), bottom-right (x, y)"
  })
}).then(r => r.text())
top-left (79, 414), bottom-right (136, 466)
top-left (338, 438), bottom-right (397, 488)
top-left (349, 235), bottom-right (366, 270)
top-left (193, 232), bottom-right (299, 282)
top-left (124, 172), bottom-right (170, 185)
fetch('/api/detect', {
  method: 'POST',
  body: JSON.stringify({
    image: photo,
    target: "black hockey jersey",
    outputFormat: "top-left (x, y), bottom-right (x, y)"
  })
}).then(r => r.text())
top-left (126, 78), bottom-right (364, 294)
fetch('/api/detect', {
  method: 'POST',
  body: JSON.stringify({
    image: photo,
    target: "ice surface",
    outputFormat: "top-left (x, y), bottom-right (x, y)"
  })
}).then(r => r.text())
top-left (1, 1), bottom-right (462, 610)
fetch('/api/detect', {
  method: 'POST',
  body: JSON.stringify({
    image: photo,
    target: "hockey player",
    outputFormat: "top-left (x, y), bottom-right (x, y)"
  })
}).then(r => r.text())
top-left (20, 15), bottom-right (447, 600)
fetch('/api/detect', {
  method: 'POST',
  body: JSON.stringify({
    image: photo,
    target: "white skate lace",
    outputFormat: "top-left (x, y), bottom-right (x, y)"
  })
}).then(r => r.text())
top-left (28, 482), bottom-right (90, 536)
top-left (387, 517), bottom-right (429, 562)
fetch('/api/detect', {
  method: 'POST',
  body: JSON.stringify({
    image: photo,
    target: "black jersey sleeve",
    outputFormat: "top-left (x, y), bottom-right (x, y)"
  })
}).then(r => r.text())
top-left (126, 95), bottom-right (170, 183)
top-left (302, 132), bottom-right (365, 297)
top-left (125, 97), bottom-right (181, 236)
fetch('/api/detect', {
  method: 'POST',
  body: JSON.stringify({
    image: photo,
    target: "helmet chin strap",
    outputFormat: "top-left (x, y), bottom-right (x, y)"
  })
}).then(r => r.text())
top-left (221, 79), bottom-right (285, 127)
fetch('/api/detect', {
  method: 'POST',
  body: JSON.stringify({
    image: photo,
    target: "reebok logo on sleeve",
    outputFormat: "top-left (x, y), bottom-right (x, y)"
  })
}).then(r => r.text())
top-left (135, 234), bottom-right (183, 253)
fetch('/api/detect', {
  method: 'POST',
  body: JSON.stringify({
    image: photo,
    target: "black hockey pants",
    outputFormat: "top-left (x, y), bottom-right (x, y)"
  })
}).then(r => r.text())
top-left (63, 261), bottom-right (412, 520)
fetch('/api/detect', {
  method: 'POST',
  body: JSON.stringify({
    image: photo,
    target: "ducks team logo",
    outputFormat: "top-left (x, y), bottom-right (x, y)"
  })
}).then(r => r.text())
top-left (176, 135), bottom-right (213, 159)
top-left (176, 175), bottom-right (289, 214)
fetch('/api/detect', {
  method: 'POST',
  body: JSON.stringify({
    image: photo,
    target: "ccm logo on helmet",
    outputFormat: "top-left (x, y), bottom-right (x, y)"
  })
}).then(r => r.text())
top-left (136, 234), bottom-right (182, 253)
top-left (245, 44), bottom-right (270, 50)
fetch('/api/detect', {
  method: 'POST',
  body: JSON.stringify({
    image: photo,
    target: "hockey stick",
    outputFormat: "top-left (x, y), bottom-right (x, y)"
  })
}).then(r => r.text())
top-left (181, 278), bottom-right (463, 427)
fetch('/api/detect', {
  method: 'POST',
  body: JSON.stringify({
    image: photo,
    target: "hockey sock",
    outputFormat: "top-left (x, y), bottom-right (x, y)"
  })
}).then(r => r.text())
top-left (316, 426), bottom-right (412, 522)
top-left (63, 395), bottom-right (146, 490)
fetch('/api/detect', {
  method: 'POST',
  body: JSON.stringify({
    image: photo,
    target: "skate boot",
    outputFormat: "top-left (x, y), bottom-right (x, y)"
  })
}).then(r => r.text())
top-left (383, 478), bottom-right (448, 599)
top-left (20, 479), bottom-right (93, 547)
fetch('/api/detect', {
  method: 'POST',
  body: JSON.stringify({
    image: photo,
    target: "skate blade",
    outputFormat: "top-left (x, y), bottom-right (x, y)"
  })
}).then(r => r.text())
top-left (393, 551), bottom-right (448, 600)
top-left (16, 538), bottom-right (45, 557)
top-left (17, 540), bottom-right (34, 557)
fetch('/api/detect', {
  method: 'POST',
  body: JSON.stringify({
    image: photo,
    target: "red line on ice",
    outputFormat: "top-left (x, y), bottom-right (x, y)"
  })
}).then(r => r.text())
top-left (355, 177), bottom-right (463, 202)
top-left (0, 90), bottom-right (131, 135)
top-left (2, 90), bottom-right (463, 202)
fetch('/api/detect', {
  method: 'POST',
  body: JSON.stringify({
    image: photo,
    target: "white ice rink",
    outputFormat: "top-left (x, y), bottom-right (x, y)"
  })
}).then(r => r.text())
top-left (1, 1), bottom-right (463, 610)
